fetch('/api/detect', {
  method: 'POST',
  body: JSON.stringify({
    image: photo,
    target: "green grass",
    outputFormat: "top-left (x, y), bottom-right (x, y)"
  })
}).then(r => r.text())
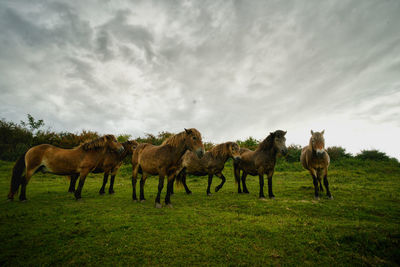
top-left (0, 159), bottom-right (399, 266)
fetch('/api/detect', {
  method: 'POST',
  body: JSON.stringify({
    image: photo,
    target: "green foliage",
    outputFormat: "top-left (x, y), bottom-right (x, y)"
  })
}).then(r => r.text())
top-left (285, 144), bottom-right (302, 162)
top-left (0, 159), bottom-right (399, 265)
top-left (135, 131), bottom-right (173, 145)
top-left (327, 146), bottom-right (352, 161)
top-left (117, 134), bottom-right (132, 143)
top-left (356, 149), bottom-right (391, 161)
top-left (20, 114), bottom-right (45, 132)
top-left (237, 136), bottom-right (259, 150)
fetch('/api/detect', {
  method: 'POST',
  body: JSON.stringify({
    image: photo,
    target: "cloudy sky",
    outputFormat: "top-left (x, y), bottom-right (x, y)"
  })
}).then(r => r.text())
top-left (0, 0), bottom-right (399, 158)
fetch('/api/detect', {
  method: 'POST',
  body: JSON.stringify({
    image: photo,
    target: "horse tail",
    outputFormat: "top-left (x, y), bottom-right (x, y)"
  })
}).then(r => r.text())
top-left (233, 161), bottom-right (240, 184)
top-left (175, 169), bottom-right (185, 188)
top-left (8, 152), bottom-right (27, 199)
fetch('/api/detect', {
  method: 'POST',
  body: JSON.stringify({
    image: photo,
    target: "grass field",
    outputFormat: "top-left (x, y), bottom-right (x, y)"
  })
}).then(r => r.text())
top-left (0, 159), bottom-right (399, 266)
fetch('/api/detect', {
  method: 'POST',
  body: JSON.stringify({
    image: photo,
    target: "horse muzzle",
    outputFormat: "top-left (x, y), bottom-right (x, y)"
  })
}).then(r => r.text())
top-left (195, 148), bottom-right (205, 159)
top-left (234, 156), bottom-right (241, 162)
top-left (316, 149), bottom-right (325, 158)
top-left (281, 148), bottom-right (288, 156)
top-left (118, 146), bottom-right (125, 154)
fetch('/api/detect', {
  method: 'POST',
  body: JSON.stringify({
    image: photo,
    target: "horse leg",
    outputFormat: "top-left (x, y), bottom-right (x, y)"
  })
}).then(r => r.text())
top-left (19, 166), bottom-right (37, 201)
top-left (234, 165), bottom-right (242, 193)
top-left (206, 174), bottom-right (213, 196)
top-left (140, 174), bottom-right (147, 202)
top-left (241, 172), bottom-right (249, 194)
top-left (68, 174), bottom-right (78, 193)
top-left (132, 165), bottom-right (139, 201)
top-left (215, 173), bottom-right (226, 192)
top-left (170, 177), bottom-right (175, 195)
top-left (310, 169), bottom-right (319, 199)
top-left (74, 172), bottom-right (89, 200)
top-left (165, 177), bottom-right (174, 207)
top-left (182, 170), bottom-right (192, 194)
top-left (155, 176), bottom-right (165, 208)
top-left (267, 170), bottom-right (275, 199)
top-left (99, 173), bottom-right (108, 195)
top-left (258, 174), bottom-right (265, 199)
top-left (108, 174), bottom-right (116, 194)
top-left (317, 169), bottom-right (323, 192)
top-left (323, 169), bottom-right (333, 199)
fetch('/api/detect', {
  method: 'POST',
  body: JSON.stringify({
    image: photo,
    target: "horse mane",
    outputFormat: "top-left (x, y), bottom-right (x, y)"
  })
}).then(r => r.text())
top-left (161, 132), bottom-right (186, 147)
top-left (161, 128), bottom-right (201, 147)
top-left (210, 142), bottom-right (231, 158)
top-left (256, 134), bottom-right (274, 151)
top-left (80, 135), bottom-right (108, 151)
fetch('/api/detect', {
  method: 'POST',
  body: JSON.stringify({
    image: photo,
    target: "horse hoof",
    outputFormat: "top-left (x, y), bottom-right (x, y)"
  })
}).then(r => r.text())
top-left (244, 190), bottom-right (250, 194)
top-left (155, 203), bottom-right (162, 209)
top-left (68, 190), bottom-right (75, 193)
top-left (109, 191), bottom-right (115, 195)
top-left (314, 196), bottom-right (320, 200)
top-left (19, 199), bottom-right (27, 202)
top-left (187, 191), bottom-right (192, 195)
top-left (140, 199), bottom-right (146, 203)
top-left (259, 197), bottom-right (267, 201)
top-left (133, 199), bottom-right (138, 203)
top-left (207, 193), bottom-right (212, 196)
top-left (99, 192), bottom-right (105, 195)
top-left (269, 196), bottom-right (275, 199)
top-left (328, 196), bottom-right (334, 200)
top-left (215, 187), bottom-right (220, 192)
top-left (166, 204), bottom-right (173, 208)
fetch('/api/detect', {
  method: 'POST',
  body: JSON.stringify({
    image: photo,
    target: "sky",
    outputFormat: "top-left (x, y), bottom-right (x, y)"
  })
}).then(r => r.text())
top-left (0, 0), bottom-right (399, 159)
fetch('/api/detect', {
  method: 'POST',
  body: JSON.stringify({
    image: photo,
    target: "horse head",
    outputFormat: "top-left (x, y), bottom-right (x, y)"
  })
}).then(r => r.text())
top-left (184, 128), bottom-right (205, 158)
top-left (310, 130), bottom-right (325, 158)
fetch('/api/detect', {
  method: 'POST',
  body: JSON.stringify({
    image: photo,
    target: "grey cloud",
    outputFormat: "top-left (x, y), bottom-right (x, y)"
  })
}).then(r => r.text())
top-left (0, 0), bottom-right (400, 158)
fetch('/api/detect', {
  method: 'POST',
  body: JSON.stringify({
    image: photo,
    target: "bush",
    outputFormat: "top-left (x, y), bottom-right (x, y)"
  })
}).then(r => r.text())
top-left (327, 146), bottom-right (352, 161)
top-left (237, 137), bottom-right (259, 151)
top-left (356, 150), bottom-right (390, 161)
top-left (285, 144), bottom-right (302, 162)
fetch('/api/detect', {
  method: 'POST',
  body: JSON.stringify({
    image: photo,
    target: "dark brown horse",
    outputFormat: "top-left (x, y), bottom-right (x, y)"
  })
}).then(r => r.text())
top-left (8, 135), bottom-right (124, 201)
top-left (68, 140), bottom-right (138, 195)
top-left (131, 128), bottom-right (204, 208)
top-left (300, 130), bottom-right (332, 199)
top-left (175, 142), bottom-right (241, 195)
top-left (234, 130), bottom-right (287, 199)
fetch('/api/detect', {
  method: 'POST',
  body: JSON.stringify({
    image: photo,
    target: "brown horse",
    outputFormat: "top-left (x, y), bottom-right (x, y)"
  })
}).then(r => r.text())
top-left (68, 140), bottom-right (138, 195)
top-left (131, 128), bottom-right (204, 208)
top-left (8, 135), bottom-right (124, 201)
top-left (233, 130), bottom-right (288, 199)
top-left (175, 142), bottom-right (241, 195)
top-left (300, 130), bottom-right (332, 199)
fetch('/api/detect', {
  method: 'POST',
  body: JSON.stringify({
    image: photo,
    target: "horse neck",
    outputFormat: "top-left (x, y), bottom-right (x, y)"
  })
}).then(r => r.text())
top-left (165, 141), bottom-right (188, 162)
top-left (213, 149), bottom-right (230, 163)
top-left (258, 145), bottom-right (278, 161)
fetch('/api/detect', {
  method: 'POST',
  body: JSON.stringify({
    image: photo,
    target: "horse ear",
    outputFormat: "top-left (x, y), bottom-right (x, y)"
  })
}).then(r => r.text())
top-left (321, 130), bottom-right (325, 135)
top-left (185, 128), bottom-right (192, 134)
top-left (284, 131), bottom-right (287, 136)
top-left (311, 130), bottom-right (314, 135)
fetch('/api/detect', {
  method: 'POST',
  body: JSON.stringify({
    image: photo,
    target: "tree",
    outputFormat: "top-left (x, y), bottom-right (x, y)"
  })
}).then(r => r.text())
top-left (20, 114), bottom-right (45, 134)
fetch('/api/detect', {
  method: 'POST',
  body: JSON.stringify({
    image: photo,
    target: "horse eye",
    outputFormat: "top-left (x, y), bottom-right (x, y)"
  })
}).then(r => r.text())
top-left (192, 136), bottom-right (197, 140)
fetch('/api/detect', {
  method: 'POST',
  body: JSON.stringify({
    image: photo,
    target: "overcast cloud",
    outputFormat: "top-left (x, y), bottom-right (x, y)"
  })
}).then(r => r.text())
top-left (0, 0), bottom-right (399, 158)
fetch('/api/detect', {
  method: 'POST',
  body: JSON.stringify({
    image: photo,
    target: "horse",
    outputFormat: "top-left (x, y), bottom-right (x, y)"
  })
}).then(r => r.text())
top-left (67, 140), bottom-right (138, 195)
top-left (8, 135), bottom-right (124, 201)
top-left (131, 128), bottom-right (204, 208)
top-left (300, 130), bottom-right (332, 199)
top-left (233, 130), bottom-right (288, 199)
top-left (174, 142), bottom-right (241, 196)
